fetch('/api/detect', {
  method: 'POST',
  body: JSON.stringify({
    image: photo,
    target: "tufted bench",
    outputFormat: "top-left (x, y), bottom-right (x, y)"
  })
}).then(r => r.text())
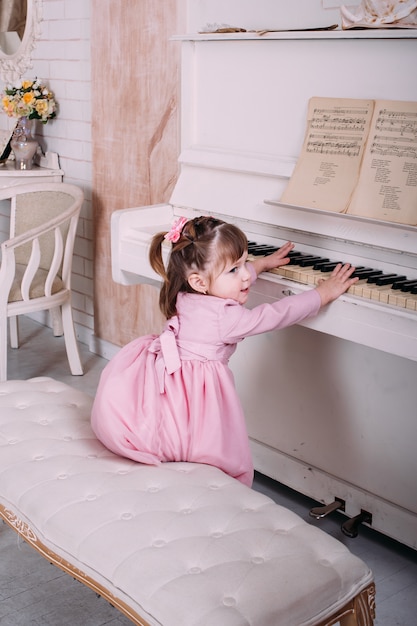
top-left (0, 377), bottom-right (375, 626)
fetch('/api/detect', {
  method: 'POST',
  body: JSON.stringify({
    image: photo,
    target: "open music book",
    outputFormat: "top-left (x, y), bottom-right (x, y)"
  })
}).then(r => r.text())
top-left (280, 96), bottom-right (417, 226)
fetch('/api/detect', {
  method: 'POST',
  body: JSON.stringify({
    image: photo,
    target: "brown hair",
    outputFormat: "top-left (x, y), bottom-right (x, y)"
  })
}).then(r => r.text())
top-left (149, 216), bottom-right (247, 319)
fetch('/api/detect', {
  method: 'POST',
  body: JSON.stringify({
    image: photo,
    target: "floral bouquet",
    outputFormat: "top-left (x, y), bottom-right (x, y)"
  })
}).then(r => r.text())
top-left (1, 78), bottom-right (57, 124)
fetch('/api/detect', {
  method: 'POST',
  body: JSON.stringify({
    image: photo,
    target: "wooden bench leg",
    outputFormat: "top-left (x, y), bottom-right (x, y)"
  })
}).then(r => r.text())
top-left (338, 583), bottom-right (376, 626)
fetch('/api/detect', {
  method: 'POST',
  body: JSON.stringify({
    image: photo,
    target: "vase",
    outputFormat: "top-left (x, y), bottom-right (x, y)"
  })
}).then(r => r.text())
top-left (11, 117), bottom-right (39, 170)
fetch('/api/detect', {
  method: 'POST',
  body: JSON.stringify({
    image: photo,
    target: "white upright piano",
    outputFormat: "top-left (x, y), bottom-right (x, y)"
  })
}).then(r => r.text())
top-left (111, 30), bottom-right (417, 549)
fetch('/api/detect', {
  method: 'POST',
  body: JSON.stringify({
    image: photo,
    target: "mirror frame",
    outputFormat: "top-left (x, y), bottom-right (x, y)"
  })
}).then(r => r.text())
top-left (0, 0), bottom-right (42, 83)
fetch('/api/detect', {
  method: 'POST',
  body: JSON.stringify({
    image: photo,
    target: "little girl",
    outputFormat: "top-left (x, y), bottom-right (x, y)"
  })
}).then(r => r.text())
top-left (91, 215), bottom-right (357, 486)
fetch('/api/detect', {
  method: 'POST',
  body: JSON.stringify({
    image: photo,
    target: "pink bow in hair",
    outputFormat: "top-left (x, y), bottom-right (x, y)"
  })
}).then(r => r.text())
top-left (164, 216), bottom-right (188, 243)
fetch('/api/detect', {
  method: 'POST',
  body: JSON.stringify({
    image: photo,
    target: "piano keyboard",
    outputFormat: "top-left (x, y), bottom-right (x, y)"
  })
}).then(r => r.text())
top-left (247, 242), bottom-right (417, 312)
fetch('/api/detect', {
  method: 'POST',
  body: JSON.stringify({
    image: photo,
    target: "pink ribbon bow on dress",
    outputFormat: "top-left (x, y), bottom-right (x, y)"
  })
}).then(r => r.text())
top-left (151, 319), bottom-right (181, 393)
top-left (164, 217), bottom-right (188, 243)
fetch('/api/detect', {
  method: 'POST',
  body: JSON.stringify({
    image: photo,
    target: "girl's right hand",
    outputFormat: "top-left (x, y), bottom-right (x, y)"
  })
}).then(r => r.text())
top-left (315, 263), bottom-right (358, 306)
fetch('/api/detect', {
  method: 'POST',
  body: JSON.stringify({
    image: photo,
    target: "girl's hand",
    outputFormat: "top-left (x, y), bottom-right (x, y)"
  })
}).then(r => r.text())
top-left (251, 241), bottom-right (295, 276)
top-left (315, 263), bottom-right (358, 306)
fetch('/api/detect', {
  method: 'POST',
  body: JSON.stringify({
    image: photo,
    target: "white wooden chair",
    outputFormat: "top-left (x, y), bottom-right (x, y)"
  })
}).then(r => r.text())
top-left (0, 182), bottom-right (84, 381)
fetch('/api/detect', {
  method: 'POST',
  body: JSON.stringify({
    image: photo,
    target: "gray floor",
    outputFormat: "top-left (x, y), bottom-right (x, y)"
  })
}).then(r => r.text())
top-left (1, 316), bottom-right (417, 625)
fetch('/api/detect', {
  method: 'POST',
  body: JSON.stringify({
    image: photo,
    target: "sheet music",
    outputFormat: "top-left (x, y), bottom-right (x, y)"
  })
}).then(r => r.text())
top-left (348, 100), bottom-right (417, 225)
top-left (280, 97), bottom-right (375, 213)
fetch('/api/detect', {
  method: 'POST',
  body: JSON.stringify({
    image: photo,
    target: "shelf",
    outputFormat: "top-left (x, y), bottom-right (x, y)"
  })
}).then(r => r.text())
top-left (172, 29), bottom-right (417, 42)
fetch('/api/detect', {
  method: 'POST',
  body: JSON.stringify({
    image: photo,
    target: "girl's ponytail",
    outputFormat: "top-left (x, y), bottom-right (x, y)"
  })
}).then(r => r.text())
top-left (149, 232), bottom-right (167, 281)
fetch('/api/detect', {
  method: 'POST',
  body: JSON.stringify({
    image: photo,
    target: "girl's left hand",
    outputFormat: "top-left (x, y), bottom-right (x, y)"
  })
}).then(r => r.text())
top-left (252, 240), bottom-right (295, 275)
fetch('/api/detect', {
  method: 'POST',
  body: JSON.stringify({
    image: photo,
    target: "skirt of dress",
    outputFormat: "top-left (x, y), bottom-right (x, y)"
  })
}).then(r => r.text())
top-left (91, 335), bottom-right (254, 486)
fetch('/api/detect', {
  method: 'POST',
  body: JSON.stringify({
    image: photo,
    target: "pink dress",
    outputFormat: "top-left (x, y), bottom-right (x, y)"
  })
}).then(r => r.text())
top-left (91, 273), bottom-right (321, 486)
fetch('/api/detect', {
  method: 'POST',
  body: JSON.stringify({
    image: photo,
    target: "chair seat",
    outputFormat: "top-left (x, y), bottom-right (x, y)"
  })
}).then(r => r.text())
top-left (8, 264), bottom-right (63, 302)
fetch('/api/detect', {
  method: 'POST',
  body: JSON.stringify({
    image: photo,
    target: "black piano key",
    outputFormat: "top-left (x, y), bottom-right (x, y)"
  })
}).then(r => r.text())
top-left (289, 253), bottom-right (314, 265)
top-left (351, 268), bottom-right (378, 279)
top-left (400, 280), bottom-right (417, 292)
top-left (257, 245), bottom-right (279, 254)
top-left (287, 252), bottom-right (305, 263)
top-left (392, 278), bottom-right (410, 290)
top-left (290, 255), bottom-right (318, 266)
top-left (312, 259), bottom-right (332, 269)
top-left (247, 242), bottom-right (270, 250)
top-left (248, 245), bottom-right (277, 255)
top-left (374, 274), bottom-right (406, 286)
top-left (299, 256), bottom-right (327, 267)
top-left (368, 272), bottom-right (392, 284)
top-left (319, 262), bottom-right (343, 272)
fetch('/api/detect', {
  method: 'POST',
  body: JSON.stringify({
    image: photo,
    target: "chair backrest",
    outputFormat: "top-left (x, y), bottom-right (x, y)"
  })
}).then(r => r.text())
top-left (14, 190), bottom-right (76, 272)
top-left (0, 182), bottom-right (84, 303)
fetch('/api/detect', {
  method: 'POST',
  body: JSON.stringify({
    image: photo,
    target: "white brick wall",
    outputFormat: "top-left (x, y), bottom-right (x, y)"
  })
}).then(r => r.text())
top-left (0, 0), bottom-right (94, 347)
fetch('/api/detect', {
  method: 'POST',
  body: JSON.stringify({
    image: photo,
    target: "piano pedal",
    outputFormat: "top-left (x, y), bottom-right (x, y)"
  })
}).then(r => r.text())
top-left (309, 498), bottom-right (345, 519)
top-left (341, 510), bottom-right (373, 539)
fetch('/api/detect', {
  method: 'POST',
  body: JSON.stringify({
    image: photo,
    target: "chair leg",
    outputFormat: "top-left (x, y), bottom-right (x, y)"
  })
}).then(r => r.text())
top-left (9, 316), bottom-right (19, 349)
top-left (61, 301), bottom-right (83, 375)
top-left (50, 306), bottom-right (64, 336)
top-left (0, 316), bottom-right (8, 382)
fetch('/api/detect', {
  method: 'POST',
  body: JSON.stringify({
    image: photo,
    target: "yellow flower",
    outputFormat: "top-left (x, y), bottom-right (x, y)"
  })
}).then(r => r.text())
top-left (23, 91), bottom-right (35, 105)
top-left (21, 80), bottom-right (33, 90)
top-left (35, 100), bottom-right (48, 116)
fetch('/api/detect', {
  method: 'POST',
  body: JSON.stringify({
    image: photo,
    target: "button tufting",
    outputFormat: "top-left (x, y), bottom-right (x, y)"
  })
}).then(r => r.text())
top-left (274, 528), bottom-right (288, 535)
top-left (57, 474), bottom-right (68, 480)
top-left (223, 597), bottom-right (237, 607)
top-left (181, 508), bottom-right (193, 515)
top-left (211, 531), bottom-right (224, 539)
top-left (121, 512), bottom-right (133, 520)
top-left (39, 419), bottom-right (49, 425)
top-left (153, 539), bottom-right (166, 548)
top-left (86, 494), bottom-right (97, 501)
top-left (63, 436), bottom-right (73, 441)
top-left (8, 438), bottom-right (19, 445)
top-left (34, 455), bottom-right (44, 461)
top-left (188, 567), bottom-right (202, 575)
top-left (147, 486), bottom-right (160, 493)
top-left (251, 556), bottom-right (265, 565)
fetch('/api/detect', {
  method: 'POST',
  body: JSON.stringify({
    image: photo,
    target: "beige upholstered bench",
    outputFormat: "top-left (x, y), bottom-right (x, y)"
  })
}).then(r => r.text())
top-left (0, 378), bottom-right (375, 626)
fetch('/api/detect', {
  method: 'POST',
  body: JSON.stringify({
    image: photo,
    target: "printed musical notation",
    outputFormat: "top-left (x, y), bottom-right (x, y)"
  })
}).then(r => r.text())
top-left (348, 99), bottom-right (417, 224)
top-left (371, 135), bottom-right (417, 159)
top-left (281, 96), bottom-right (417, 226)
top-left (307, 133), bottom-right (361, 157)
top-left (311, 107), bottom-right (368, 133)
top-left (281, 97), bottom-right (374, 213)
top-left (375, 109), bottom-right (417, 137)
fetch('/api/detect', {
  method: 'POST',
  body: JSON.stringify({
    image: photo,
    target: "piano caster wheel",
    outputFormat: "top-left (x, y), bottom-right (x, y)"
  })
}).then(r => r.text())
top-left (341, 510), bottom-right (372, 539)
top-left (309, 499), bottom-right (345, 519)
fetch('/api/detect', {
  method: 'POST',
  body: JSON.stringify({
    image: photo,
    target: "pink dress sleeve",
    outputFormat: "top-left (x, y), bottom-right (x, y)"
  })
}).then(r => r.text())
top-left (220, 269), bottom-right (322, 342)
